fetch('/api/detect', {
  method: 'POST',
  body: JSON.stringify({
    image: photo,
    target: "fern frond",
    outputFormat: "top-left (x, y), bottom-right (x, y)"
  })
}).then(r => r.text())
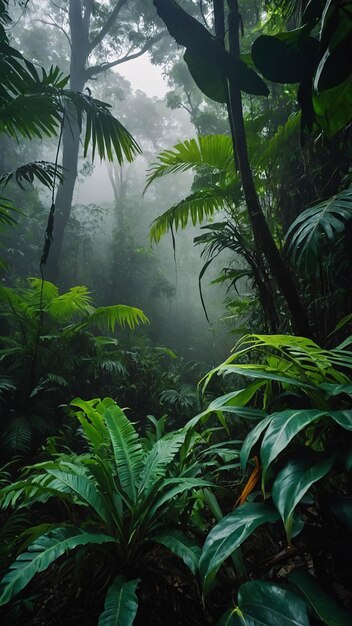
top-left (102, 403), bottom-right (145, 502)
top-left (138, 432), bottom-right (186, 494)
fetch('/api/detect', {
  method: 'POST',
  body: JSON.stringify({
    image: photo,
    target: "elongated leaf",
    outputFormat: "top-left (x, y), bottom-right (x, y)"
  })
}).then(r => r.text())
top-left (330, 410), bottom-right (352, 431)
top-left (153, 529), bottom-right (201, 575)
top-left (240, 414), bottom-right (274, 470)
top-left (260, 410), bottom-right (326, 480)
top-left (103, 404), bottom-right (144, 502)
top-left (98, 576), bottom-right (140, 626)
top-left (272, 455), bottom-right (334, 542)
top-left (289, 568), bottom-right (352, 626)
top-left (138, 432), bottom-right (186, 494)
top-left (45, 468), bottom-right (112, 526)
top-left (0, 527), bottom-right (115, 605)
top-left (223, 580), bottom-right (310, 626)
top-left (199, 503), bottom-right (279, 594)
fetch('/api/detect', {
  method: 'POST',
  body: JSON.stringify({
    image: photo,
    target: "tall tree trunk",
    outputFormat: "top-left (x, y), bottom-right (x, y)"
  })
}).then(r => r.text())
top-left (154, 0), bottom-right (313, 337)
top-left (45, 1), bottom-right (88, 283)
top-left (225, 0), bottom-right (312, 337)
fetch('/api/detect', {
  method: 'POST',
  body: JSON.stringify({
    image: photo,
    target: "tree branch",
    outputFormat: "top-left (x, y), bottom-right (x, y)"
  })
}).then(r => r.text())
top-left (88, 0), bottom-right (129, 52)
top-left (83, 0), bottom-right (94, 29)
top-left (86, 30), bottom-right (166, 78)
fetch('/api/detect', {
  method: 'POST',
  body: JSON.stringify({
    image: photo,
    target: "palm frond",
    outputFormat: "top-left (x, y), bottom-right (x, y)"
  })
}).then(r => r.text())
top-left (88, 305), bottom-right (149, 331)
top-left (149, 188), bottom-right (230, 243)
top-left (0, 527), bottom-right (115, 606)
top-left (0, 196), bottom-right (19, 226)
top-left (102, 403), bottom-right (145, 502)
top-left (145, 135), bottom-right (235, 190)
top-left (47, 286), bottom-right (94, 321)
top-left (0, 161), bottom-right (65, 190)
top-left (286, 189), bottom-right (352, 272)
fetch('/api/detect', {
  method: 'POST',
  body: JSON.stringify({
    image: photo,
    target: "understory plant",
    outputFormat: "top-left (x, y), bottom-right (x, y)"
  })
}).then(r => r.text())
top-left (195, 334), bottom-right (352, 624)
top-left (0, 278), bottom-right (148, 455)
top-left (0, 397), bottom-right (213, 624)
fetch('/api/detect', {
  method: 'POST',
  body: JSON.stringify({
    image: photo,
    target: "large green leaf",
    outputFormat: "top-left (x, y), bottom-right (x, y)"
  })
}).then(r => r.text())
top-left (219, 580), bottom-right (310, 626)
top-left (252, 33), bottom-right (318, 84)
top-left (286, 189), bottom-right (352, 272)
top-left (199, 503), bottom-right (279, 594)
top-left (272, 455), bottom-right (334, 542)
top-left (330, 410), bottom-right (352, 431)
top-left (103, 404), bottom-right (145, 503)
top-left (289, 568), bottom-right (352, 626)
top-left (153, 529), bottom-right (201, 575)
top-left (98, 576), bottom-right (140, 626)
top-left (313, 76), bottom-right (352, 136)
top-left (184, 49), bottom-right (227, 103)
top-left (0, 527), bottom-right (115, 605)
top-left (184, 48), bottom-right (269, 100)
top-left (260, 410), bottom-right (326, 480)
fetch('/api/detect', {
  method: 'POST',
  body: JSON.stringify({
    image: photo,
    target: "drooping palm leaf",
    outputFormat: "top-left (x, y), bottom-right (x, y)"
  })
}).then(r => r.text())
top-left (88, 305), bottom-right (149, 331)
top-left (286, 189), bottom-right (352, 272)
top-left (0, 527), bottom-right (115, 605)
top-left (149, 187), bottom-right (230, 243)
top-left (0, 161), bottom-right (65, 190)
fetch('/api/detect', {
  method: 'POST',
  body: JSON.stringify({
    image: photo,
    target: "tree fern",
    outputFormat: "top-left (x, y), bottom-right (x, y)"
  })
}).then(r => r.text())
top-left (0, 527), bottom-right (115, 605)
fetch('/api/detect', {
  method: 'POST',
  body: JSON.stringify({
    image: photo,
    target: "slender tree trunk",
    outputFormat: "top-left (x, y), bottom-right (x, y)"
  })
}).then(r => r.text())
top-left (225, 0), bottom-right (312, 336)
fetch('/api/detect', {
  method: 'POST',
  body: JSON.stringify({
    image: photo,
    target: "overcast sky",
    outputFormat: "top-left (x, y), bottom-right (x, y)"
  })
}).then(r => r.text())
top-left (116, 56), bottom-right (168, 98)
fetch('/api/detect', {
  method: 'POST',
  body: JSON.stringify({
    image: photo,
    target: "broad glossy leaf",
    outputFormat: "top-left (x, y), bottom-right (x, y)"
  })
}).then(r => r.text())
top-left (0, 527), bottom-right (115, 605)
top-left (252, 34), bottom-right (318, 84)
top-left (272, 455), bottom-right (334, 541)
top-left (184, 49), bottom-right (227, 103)
top-left (199, 503), bottom-right (279, 593)
top-left (313, 76), bottom-right (352, 137)
top-left (98, 576), bottom-right (140, 626)
top-left (221, 580), bottom-right (310, 626)
top-left (260, 410), bottom-right (326, 480)
top-left (330, 410), bottom-right (352, 431)
top-left (240, 414), bottom-right (274, 470)
top-left (289, 568), bottom-right (352, 626)
top-left (153, 529), bottom-right (201, 574)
